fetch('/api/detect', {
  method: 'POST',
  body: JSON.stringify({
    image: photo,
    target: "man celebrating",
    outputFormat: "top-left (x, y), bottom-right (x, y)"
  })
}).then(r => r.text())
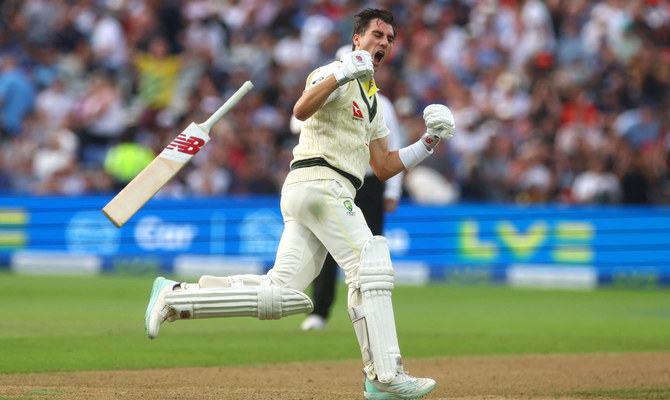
top-left (145, 8), bottom-right (455, 400)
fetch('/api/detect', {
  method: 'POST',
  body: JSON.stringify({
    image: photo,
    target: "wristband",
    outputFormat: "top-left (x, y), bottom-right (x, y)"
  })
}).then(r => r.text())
top-left (398, 140), bottom-right (432, 170)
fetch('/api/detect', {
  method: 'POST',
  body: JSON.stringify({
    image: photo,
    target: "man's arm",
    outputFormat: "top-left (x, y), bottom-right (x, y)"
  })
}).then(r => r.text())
top-left (369, 104), bottom-right (456, 181)
top-left (293, 50), bottom-right (374, 121)
top-left (293, 75), bottom-right (339, 121)
top-left (369, 137), bottom-right (406, 182)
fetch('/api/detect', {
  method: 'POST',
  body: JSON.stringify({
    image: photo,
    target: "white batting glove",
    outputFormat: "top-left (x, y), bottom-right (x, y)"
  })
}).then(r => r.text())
top-left (333, 50), bottom-right (374, 85)
top-left (421, 104), bottom-right (456, 149)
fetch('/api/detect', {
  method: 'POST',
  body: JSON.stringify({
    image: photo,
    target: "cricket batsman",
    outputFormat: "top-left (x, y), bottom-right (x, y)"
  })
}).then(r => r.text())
top-left (145, 8), bottom-right (455, 400)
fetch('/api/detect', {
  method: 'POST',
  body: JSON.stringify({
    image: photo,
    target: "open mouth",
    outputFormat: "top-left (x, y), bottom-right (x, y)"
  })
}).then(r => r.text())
top-left (374, 51), bottom-right (385, 64)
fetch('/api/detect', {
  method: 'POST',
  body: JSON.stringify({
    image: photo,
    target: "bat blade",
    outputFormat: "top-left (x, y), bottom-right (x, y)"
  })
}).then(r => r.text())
top-left (101, 156), bottom-right (185, 228)
top-left (102, 123), bottom-right (208, 228)
top-left (102, 80), bottom-right (254, 228)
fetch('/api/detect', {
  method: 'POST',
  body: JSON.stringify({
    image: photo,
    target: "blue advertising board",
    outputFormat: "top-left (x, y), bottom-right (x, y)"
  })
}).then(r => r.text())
top-left (1, 195), bottom-right (669, 287)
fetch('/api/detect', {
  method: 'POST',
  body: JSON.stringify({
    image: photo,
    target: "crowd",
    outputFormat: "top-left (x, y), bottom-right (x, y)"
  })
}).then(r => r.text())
top-left (0, 0), bottom-right (668, 205)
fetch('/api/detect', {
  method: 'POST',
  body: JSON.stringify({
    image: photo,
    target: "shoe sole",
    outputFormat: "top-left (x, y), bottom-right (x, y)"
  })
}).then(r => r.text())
top-left (364, 384), bottom-right (436, 400)
top-left (144, 277), bottom-right (170, 339)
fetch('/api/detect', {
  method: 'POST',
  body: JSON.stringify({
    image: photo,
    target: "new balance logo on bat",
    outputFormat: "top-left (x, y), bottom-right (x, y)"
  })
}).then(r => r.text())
top-left (166, 134), bottom-right (206, 155)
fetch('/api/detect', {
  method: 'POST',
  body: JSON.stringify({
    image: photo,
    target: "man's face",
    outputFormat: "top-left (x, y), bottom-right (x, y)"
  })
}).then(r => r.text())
top-left (353, 18), bottom-right (395, 71)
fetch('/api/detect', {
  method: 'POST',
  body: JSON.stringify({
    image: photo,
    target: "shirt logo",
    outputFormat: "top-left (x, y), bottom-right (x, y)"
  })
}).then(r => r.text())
top-left (343, 200), bottom-right (355, 215)
top-left (352, 101), bottom-right (364, 119)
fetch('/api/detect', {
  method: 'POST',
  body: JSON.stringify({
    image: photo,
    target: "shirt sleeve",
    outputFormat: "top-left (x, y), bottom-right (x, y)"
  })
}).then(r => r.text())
top-left (304, 63), bottom-right (346, 105)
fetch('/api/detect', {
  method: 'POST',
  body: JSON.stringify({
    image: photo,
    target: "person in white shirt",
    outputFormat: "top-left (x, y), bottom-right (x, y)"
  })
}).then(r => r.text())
top-left (144, 9), bottom-right (455, 399)
top-left (300, 44), bottom-right (404, 331)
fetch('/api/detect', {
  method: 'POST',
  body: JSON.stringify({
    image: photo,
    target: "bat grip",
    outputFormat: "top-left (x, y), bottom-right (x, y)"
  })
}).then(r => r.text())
top-left (200, 80), bottom-right (254, 131)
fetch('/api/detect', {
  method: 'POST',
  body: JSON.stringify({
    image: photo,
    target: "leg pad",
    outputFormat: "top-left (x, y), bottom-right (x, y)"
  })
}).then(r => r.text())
top-left (349, 236), bottom-right (402, 383)
top-left (165, 285), bottom-right (313, 320)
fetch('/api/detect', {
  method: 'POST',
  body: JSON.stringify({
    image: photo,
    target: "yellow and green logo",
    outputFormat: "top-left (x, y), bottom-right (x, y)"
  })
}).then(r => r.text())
top-left (343, 200), bottom-right (353, 212)
top-left (0, 209), bottom-right (28, 250)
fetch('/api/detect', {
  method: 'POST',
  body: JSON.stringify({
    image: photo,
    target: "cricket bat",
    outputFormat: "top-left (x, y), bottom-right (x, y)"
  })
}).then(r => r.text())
top-left (102, 80), bottom-right (254, 228)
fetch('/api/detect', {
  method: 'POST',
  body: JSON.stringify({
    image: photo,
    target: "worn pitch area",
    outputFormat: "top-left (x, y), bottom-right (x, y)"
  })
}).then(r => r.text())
top-left (1, 352), bottom-right (668, 399)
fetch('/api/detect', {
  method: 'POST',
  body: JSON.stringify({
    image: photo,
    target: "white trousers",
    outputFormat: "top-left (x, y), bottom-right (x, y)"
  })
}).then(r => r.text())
top-left (195, 178), bottom-right (398, 377)
top-left (267, 179), bottom-right (373, 292)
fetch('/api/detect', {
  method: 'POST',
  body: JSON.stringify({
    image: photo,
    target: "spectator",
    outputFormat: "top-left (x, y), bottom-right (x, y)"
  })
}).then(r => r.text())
top-left (35, 77), bottom-right (76, 130)
top-left (32, 127), bottom-right (79, 186)
top-left (19, 0), bottom-right (66, 46)
top-left (89, 8), bottom-right (128, 75)
top-left (132, 35), bottom-right (183, 130)
top-left (572, 154), bottom-right (621, 204)
top-left (186, 158), bottom-right (231, 195)
top-left (614, 101), bottom-right (662, 150)
top-left (71, 71), bottom-right (126, 165)
top-left (0, 0), bottom-right (666, 208)
top-left (619, 146), bottom-right (650, 204)
top-left (0, 55), bottom-right (36, 140)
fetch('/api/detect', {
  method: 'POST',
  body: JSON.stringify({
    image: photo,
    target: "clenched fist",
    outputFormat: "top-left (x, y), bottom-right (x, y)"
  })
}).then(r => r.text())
top-left (333, 50), bottom-right (374, 85)
top-left (421, 104), bottom-right (455, 149)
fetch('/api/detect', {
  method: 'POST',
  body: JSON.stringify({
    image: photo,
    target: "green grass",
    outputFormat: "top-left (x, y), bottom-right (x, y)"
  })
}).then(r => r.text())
top-left (0, 272), bottom-right (669, 374)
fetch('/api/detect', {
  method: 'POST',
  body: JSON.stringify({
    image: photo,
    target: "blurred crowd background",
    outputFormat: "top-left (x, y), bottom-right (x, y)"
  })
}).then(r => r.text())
top-left (0, 0), bottom-right (668, 205)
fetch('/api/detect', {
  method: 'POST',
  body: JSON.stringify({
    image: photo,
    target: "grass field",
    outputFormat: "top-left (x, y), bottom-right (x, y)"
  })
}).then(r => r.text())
top-left (1, 272), bottom-right (669, 375)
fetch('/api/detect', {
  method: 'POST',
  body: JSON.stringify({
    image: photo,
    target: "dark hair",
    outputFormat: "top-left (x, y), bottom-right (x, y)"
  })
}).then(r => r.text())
top-left (352, 8), bottom-right (396, 43)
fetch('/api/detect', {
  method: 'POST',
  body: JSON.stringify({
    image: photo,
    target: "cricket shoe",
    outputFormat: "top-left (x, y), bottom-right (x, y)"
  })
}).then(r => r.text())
top-left (301, 314), bottom-right (327, 331)
top-left (364, 371), bottom-right (436, 400)
top-left (145, 277), bottom-right (179, 339)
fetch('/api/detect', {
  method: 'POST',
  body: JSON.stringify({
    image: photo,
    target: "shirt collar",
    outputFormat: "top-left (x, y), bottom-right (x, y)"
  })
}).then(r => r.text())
top-left (362, 78), bottom-right (378, 97)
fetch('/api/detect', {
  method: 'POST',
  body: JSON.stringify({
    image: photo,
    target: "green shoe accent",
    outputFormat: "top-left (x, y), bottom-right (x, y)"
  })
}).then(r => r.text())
top-left (364, 376), bottom-right (436, 400)
top-left (144, 277), bottom-right (175, 339)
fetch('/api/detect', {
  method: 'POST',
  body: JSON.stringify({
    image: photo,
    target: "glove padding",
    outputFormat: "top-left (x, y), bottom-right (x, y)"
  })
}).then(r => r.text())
top-left (421, 104), bottom-right (455, 149)
top-left (334, 50), bottom-right (374, 85)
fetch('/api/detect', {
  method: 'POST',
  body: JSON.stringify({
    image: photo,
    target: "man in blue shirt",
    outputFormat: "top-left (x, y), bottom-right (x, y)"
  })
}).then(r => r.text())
top-left (0, 55), bottom-right (36, 139)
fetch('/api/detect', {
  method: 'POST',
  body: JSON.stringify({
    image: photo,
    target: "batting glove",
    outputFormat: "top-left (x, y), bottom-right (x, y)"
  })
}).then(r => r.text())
top-left (333, 50), bottom-right (374, 85)
top-left (421, 104), bottom-right (456, 149)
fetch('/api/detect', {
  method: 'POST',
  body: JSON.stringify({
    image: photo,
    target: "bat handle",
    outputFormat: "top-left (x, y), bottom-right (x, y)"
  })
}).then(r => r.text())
top-left (200, 80), bottom-right (254, 132)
